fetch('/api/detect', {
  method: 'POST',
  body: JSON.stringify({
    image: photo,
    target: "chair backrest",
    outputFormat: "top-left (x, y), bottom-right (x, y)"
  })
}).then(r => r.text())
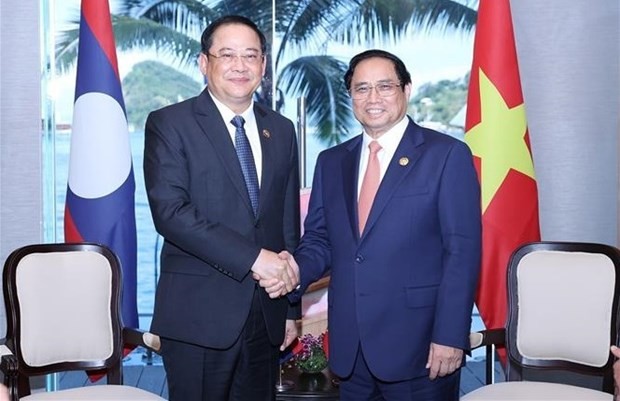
top-left (3, 243), bottom-right (123, 393)
top-left (505, 241), bottom-right (620, 393)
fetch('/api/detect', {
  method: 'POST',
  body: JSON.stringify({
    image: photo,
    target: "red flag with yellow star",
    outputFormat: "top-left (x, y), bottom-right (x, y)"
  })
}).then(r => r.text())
top-left (464, 0), bottom-right (540, 360)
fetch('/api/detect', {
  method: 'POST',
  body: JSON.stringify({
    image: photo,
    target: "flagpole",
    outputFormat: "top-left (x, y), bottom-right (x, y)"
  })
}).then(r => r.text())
top-left (275, 362), bottom-right (294, 392)
top-left (42, 0), bottom-right (59, 392)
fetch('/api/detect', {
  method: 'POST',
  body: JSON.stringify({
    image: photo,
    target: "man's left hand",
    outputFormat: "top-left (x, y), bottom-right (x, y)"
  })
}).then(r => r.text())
top-left (426, 343), bottom-right (463, 380)
top-left (280, 319), bottom-right (299, 351)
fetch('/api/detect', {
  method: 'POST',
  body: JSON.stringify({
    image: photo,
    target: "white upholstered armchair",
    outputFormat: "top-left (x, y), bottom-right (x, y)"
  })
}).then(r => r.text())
top-left (463, 241), bottom-right (620, 400)
top-left (0, 243), bottom-right (164, 400)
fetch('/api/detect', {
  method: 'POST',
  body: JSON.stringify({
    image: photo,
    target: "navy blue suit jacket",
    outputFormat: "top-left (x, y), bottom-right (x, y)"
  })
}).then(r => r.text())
top-left (291, 118), bottom-right (481, 381)
top-left (144, 89), bottom-right (300, 349)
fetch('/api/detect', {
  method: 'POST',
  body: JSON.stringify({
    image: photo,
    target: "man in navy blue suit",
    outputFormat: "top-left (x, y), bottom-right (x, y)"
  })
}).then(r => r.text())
top-left (144, 15), bottom-right (300, 401)
top-left (283, 50), bottom-right (482, 400)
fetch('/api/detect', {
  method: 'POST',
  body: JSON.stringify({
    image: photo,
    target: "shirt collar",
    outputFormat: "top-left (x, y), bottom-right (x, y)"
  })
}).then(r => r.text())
top-left (361, 115), bottom-right (408, 153)
top-left (208, 88), bottom-right (255, 127)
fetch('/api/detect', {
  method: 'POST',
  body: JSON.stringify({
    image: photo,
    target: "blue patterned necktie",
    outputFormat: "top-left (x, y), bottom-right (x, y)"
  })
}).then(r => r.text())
top-left (231, 115), bottom-right (259, 216)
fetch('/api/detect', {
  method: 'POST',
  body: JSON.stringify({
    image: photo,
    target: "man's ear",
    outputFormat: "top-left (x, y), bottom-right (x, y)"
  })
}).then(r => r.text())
top-left (404, 82), bottom-right (413, 99)
top-left (198, 53), bottom-right (208, 76)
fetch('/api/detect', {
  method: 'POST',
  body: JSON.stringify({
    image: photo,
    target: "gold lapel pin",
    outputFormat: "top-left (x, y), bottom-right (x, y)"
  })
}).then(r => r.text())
top-left (399, 157), bottom-right (409, 166)
top-left (262, 129), bottom-right (271, 138)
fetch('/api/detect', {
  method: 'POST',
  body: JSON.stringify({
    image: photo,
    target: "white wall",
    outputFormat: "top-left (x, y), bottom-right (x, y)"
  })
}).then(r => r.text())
top-left (511, 0), bottom-right (620, 246)
top-left (0, 0), bottom-right (43, 338)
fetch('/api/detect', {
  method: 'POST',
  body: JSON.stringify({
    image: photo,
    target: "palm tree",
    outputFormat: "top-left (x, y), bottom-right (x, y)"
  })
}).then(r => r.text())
top-left (273, 0), bottom-right (477, 144)
top-left (56, 0), bottom-right (478, 145)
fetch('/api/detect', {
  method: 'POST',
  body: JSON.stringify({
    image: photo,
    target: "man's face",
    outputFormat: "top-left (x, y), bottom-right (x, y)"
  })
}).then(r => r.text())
top-left (198, 23), bottom-right (266, 113)
top-left (349, 57), bottom-right (411, 139)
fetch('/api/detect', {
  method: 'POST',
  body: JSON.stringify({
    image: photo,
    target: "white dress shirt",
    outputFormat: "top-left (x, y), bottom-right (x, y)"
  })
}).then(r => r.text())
top-left (210, 90), bottom-right (263, 187)
top-left (357, 116), bottom-right (409, 198)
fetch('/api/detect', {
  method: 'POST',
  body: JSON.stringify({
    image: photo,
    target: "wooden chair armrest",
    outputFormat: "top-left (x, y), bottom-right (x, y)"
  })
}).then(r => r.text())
top-left (123, 328), bottom-right (161, 353)
top-left (469, 328), bottom-right (505, 385)
top-left (1, 347), bottom-right (19, 401)
top-left (470, 328), bottom-right (505, 349)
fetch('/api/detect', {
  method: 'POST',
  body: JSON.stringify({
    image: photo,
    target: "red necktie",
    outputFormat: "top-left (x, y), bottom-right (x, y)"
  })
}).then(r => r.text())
top-left (358, 141), bottom-right (382, 235)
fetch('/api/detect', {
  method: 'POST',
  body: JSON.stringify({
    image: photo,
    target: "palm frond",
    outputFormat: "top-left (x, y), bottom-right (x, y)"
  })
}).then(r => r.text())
top-left (408, 0), bottom-right (478, 33)
top-left (212, 0), bottom-right (273, 36)
top-left (280, 0), bottom-right (477, 55)
top-left (279, 56), bottom-right (354, 145)
top-left (113, 16), bottom-right (202, 66)
top-left (332, 0), bottom-right (477, 46)
top-left (56, 16), bottom-right (201, 73)
top-left (146, 3), bottom-right (206, 34)
top-left (55, 26), bottom-right (80, 72)
top-left (276, 0), bottom-right (364, 64)
top-left (119, 0), bottom-right (218, 37)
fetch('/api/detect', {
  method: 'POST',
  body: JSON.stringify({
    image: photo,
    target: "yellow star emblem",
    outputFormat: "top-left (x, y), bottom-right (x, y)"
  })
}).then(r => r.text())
top-left (465, 68), bottom-right (535, 213)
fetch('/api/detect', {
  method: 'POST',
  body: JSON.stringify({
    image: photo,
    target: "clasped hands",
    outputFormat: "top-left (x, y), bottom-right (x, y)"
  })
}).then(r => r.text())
top-left (251, 250), bottom-right (299, 298)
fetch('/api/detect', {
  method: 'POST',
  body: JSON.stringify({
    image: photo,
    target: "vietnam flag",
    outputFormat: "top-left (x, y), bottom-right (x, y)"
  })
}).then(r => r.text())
top-left (464, 0), bottom-right (540, 361)
top-left (64, 0), bottom-right (138, 331)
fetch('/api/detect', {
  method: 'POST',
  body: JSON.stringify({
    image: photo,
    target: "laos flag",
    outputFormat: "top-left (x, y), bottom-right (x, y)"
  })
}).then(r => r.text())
top-left (64, 0), bottom-right (139, 329)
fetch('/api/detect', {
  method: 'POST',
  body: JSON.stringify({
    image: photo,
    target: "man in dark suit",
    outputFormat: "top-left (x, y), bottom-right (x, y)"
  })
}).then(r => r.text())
top-left (611, 346), bottom-right (620, 400)
top-left (284, 50), bottom-right (481, 400)
top-left (144, 15), bottom-right (300, 401)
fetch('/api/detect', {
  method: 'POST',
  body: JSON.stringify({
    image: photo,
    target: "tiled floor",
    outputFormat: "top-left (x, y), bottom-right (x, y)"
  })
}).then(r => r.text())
top-left (56, 354), bottom-right (504, 399)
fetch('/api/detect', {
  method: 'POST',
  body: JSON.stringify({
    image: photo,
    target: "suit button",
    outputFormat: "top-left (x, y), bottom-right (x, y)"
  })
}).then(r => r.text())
top-left (254, 220), bottom-right (260, 228)
top-left (355, 255), bottom-right (364, 263)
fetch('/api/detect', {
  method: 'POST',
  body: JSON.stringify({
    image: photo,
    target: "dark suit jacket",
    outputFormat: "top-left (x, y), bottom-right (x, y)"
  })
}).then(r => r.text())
top-left (144, 89), bottom-right (300, 349)
top-left (291, 118), bottom-right (481, 381)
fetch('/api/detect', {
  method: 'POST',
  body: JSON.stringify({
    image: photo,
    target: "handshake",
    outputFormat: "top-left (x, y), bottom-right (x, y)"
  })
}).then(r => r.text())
top-left (251, 249), bottom-right (299, 298)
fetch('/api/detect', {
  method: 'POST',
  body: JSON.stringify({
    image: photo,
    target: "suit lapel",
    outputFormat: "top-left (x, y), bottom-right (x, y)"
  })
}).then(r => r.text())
top-left (255, 104), bottom-right (273, 217)
top-left (194, 90), bottom-right (254, 216)
top-left (342, 137), bottom-right (363, 241)
top-left (361, 120), bottom-right (425, 239)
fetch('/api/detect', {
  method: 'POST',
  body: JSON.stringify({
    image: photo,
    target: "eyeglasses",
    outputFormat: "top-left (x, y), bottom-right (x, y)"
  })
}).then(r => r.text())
top-left (207, 52), bottom-right (264, 65)
top-left (349, 82), bottom-right (402, 100)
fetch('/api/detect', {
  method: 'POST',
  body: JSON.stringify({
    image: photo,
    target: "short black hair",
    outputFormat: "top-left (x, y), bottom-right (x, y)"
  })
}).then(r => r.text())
top-left (344, 49), bottom-right (412, 91)
top-left (200, 15), bottom-right (267, 55)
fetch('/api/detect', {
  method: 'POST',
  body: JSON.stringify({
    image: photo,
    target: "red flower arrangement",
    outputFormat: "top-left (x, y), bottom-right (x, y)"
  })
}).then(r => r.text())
top-left (291, 332), bottom-right (329, 374)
